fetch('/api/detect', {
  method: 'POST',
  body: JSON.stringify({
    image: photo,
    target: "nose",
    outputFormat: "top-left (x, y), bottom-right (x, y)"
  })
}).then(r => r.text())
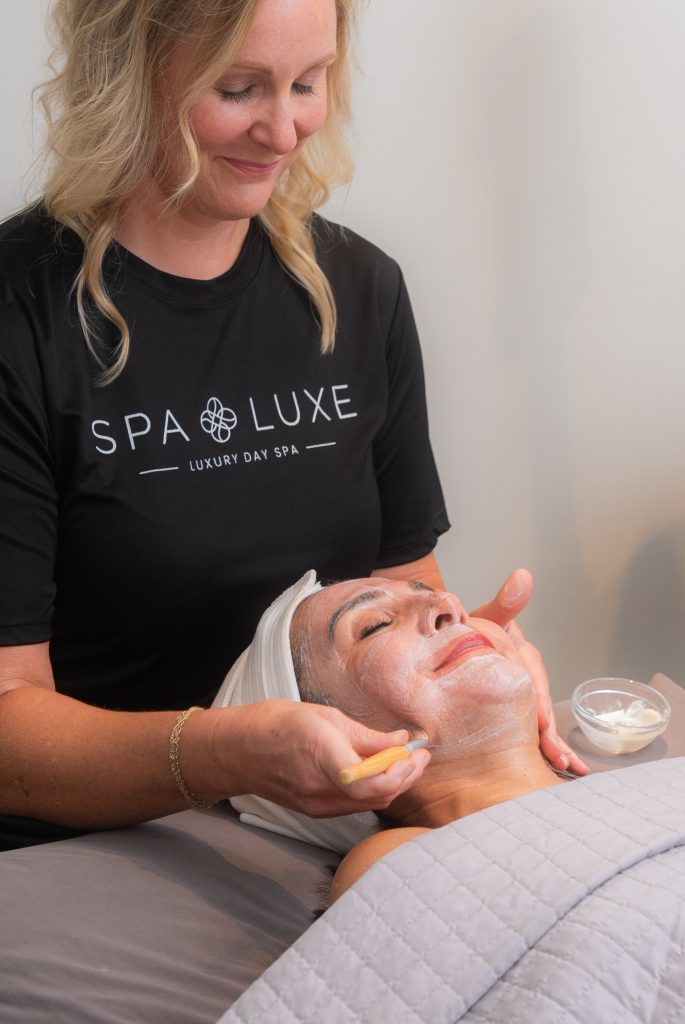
top-left (249, 97), bottom-right (299, 156)
top-left (425, 591), bottom-right (464, 633)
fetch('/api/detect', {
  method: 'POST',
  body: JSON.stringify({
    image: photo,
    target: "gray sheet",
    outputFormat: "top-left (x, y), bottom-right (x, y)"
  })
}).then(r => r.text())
top-left (0, 803), bottom-right (337, 1024)
top-left (221, 758), bottom-right (685, 1024)
top-left (1, 675), bottom-right (683, 1022)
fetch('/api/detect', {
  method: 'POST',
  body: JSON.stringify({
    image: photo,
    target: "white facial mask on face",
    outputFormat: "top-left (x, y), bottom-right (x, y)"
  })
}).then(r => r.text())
top-left (421, 653), bottom-right (535, 760)
top-left (294, 591), bottom-right (536, 765)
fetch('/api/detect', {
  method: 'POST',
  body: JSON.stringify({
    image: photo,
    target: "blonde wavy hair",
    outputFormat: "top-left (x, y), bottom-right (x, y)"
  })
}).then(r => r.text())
top-left (38, 0), bottom-right (356, 383)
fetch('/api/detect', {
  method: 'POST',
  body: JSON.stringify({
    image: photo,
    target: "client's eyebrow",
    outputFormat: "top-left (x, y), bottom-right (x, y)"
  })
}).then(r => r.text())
top-left (328, 590), bottom-right (382, 641)
top-left (409, 580), bottom-right (434, 592)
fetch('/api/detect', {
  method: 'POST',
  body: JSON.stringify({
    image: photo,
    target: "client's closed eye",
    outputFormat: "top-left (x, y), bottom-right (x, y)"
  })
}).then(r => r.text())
top-left (359, 619), bottom-right (391, 640)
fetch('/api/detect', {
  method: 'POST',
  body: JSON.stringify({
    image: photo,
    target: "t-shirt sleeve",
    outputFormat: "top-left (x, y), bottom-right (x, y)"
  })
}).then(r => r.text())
top-left (373, 268), bottom-right (450, 568)
top-left (0, 296), bottom-right (58, 645)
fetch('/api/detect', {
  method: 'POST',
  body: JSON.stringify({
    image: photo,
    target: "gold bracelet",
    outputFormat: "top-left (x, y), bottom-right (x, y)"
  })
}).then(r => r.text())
top-left (169, 706), bottom-right (214, 809)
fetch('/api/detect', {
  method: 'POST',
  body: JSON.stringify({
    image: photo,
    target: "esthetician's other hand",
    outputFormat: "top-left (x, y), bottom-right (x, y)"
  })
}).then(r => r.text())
top-left (219, 701), bottom-right (431, 817)
top-left (471, 568), bottom-right (588, 776)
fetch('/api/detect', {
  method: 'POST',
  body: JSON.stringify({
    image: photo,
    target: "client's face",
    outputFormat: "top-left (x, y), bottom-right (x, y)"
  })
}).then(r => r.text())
top-left (291, 578), bottom-right (535, 757)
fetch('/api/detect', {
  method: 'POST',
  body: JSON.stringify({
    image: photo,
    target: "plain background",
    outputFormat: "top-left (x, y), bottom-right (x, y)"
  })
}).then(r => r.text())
top-left (2, 1), bottom-right (684, 699)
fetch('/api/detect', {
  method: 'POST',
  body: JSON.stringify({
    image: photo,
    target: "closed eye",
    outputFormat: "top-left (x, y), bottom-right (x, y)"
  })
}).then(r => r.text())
top-left (359, 620), bottom-right (391, 640)
top-left (221, 81), bottom-right (315, 103)
top-left (221, 85), bottom-right (254, 103)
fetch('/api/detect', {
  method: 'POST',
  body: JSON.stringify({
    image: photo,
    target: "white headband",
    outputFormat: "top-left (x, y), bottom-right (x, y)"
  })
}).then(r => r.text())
top-left (212, 571), bottom-right (381, 854)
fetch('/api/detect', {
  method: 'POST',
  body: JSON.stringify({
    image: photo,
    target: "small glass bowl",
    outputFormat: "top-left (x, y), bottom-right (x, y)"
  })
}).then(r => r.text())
top-left (571, 678), bottom-right (671, 754)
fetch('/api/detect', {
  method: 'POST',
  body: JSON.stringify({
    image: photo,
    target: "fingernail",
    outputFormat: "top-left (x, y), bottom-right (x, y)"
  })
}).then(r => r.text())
top-left (505, 588), bottom-right (524, 608)
top-left (560, 755), bottom-right (569, 769)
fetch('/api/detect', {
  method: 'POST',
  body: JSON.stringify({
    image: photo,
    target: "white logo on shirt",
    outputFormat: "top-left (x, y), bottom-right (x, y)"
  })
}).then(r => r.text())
top-left (200, 397), bottom-right (238, 443)
top-left (90, 385), bottom-right (357, 469)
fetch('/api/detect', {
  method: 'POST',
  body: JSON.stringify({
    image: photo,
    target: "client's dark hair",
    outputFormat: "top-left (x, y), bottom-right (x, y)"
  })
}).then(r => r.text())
top-left (290, 590), bottom-right (344, 711)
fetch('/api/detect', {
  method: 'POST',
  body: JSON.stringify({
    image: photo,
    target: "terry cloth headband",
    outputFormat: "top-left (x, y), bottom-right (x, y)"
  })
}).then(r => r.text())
top-left (212, 570), bottom-right (381, 854)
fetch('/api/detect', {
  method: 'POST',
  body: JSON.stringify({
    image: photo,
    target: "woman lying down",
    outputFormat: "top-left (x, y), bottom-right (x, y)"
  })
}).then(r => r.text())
top-left (216, 573), bottom-right (685, 1022)
top-left (212, 570), bottom-right (574, 900)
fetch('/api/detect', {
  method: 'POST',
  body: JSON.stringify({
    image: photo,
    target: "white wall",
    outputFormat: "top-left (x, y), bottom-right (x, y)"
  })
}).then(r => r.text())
top-left (0, 4), bottom-right (49, 210)
top-left (3, 1), bottom-right (685, 698)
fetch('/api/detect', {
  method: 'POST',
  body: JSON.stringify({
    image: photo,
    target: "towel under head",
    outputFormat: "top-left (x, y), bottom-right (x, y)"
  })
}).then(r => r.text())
top-left (212, 571), bottom-right (381, 854)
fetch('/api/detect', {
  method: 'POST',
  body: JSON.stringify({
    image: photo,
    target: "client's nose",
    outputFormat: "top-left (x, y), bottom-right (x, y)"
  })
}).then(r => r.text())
top-left (429, 592), bottom-right (463, 632)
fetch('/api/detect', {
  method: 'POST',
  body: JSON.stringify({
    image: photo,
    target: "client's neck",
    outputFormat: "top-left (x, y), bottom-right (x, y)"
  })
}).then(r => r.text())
top-left (387, 743), bottom-right (563, 829)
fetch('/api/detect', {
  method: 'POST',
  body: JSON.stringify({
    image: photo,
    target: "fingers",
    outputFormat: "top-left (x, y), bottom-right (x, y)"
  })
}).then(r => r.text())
top-left (510, 640), bottom-right (589, 776)
top-left (516, 644), bottom-right (588, 776)
top-left (296, 746), bottom-right (431, 818)
top-left (485, 607), bottom-right (588, 775)
top-left (469, 568), bottom-right (534, 629)
top-left (334, 747), bottom-right (431, 809)
top-left (504, 619), bottom-right (552, 733)
top-left (325, 716), bottom-right (430, 803)
top-left (347, 723), bottom-right (410, 758)
top-left (564, 747), bottom-right (589, 776)
top-left (253, 704), bottom-right (429, 817)
top-left (540, 703), bottom-right (589, 776)
top-left (540, 725), bottom-right (588, 775)
top-left (502, 617), bottom-right (526, 648)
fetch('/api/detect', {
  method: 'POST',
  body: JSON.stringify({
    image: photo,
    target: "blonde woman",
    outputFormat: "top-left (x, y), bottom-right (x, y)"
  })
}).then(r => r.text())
top-left (0, 0), bottom-right (582, 851)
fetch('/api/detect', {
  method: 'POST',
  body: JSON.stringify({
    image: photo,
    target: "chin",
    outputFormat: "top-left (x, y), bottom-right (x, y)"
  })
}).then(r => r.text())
top-left (185, 181), bottom-right (278, 224)
top-left (202, 199), bottom-right (270, 223)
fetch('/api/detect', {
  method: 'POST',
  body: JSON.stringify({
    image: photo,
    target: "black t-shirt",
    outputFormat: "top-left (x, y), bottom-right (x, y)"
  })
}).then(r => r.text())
top-left (0, 207), bottom-right (449, 713)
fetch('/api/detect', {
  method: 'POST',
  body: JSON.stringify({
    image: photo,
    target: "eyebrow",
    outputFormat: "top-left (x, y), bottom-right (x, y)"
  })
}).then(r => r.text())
top-left (229, 53), bottom-right (338, 77)
top-left (328, 589), bottom-right (383, 641)
top-left (326, 580), bottom-right (435, 641)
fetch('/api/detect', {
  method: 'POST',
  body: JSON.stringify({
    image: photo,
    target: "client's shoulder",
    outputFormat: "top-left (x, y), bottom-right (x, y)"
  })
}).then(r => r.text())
top-left (330, 826), bottom-right (430, 903)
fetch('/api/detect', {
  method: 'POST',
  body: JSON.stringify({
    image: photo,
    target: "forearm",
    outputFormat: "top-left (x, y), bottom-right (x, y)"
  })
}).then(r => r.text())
top-left (0, 684), bottom-right (432, 832)
top-left (0, 686), bottom-right (226, 829)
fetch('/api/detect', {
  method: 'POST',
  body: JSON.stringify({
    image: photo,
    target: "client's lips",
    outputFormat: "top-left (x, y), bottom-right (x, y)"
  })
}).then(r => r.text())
top-left (434, 633), bottom-right (495, 673)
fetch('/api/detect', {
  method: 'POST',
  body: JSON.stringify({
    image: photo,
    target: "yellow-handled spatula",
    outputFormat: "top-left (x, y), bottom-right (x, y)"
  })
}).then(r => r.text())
top-left (339, 735), bottom-right (430, 785)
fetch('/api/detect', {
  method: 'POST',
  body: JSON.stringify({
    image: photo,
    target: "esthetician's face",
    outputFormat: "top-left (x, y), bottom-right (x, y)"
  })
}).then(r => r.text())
top-left (291, 578), bottom-right (534, 752)
top-left (161, 0), bottom-right (336, 225)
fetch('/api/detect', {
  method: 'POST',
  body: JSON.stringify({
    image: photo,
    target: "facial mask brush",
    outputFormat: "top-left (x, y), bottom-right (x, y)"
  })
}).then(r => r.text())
top-left (339, 735), bottom-right (429, 785)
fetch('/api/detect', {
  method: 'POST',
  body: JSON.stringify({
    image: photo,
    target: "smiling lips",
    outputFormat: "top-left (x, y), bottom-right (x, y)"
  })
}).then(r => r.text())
top-left (224, 157), bottom-right (280, 176)
top-left (435, 633), bottom-right (495, 673)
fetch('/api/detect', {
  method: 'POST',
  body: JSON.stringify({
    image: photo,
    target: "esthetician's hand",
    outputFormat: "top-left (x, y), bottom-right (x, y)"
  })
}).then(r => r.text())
top-left (470, 568), bottom-right (588, 776)
top-left (222, 700), bottom-right (431, 817)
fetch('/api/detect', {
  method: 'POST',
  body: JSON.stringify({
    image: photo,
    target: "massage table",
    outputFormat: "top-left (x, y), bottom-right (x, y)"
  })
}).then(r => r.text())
top-left (1, 674), bottom-right (684, 1023)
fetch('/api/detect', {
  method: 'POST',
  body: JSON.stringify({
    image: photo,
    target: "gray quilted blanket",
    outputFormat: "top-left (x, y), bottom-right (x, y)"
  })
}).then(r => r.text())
top-left (219, 758), bottom-right (685, 1023)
